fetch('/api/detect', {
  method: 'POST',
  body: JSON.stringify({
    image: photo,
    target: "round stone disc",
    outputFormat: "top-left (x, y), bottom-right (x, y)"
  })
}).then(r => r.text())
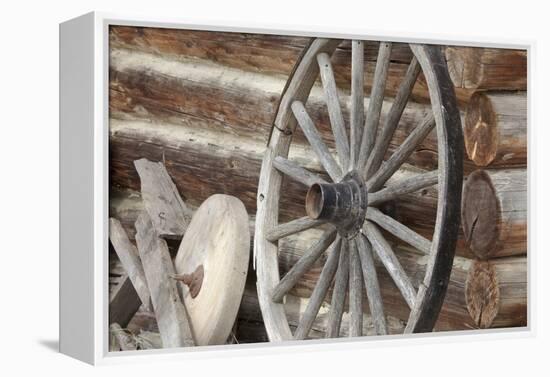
top-left (174, 194), bottom-right (250, 346)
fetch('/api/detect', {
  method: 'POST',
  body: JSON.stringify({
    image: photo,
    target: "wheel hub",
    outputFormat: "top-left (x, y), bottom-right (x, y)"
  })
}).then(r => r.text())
top-left (305, 170), bottom-right (368, 237)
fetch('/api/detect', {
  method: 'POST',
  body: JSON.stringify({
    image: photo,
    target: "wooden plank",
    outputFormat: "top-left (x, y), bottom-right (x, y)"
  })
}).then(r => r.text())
top-left (135, 212), bottom-right (195, 347)
top-left (134, 158), bottom-right (192, 239)
top-left (109, 217), bottom-right (152, 310)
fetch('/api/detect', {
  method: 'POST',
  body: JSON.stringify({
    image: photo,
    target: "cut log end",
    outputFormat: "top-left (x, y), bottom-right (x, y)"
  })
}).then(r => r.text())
top-left (464, 92), bottom-right (498, 167)
top-left (465, 260), bottom-right (499, 329)
top-left (461, 170), bottom-right (499, 259)
top-left (445, 47), bottom-right (483, 89)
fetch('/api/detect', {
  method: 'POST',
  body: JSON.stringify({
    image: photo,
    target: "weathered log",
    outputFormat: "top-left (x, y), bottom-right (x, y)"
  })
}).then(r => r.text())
top-left (465, 257), bottom-right (527, 329)
top-left (461, 169), bottom-right (527, 259)
top-left (109, 47), bottom-right (459, 172)
top-left (445, 47), bottom-right (527, 91)
top-left (109, 122), bottom-right (471, 257)
top-left (110, 189), bottom-right (524, 332)
top-left (110, 26), bottom-right (477, 106)
top-left (464, 91), bottom-right (527, 167)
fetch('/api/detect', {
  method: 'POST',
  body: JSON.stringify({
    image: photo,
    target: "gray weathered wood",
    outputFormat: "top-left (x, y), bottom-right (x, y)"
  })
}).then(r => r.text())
top-left (365, 57), bottom-right (421, 177)
top-left (368, 170), bottom-right (438, 205)
top-left (325, 239), bottom-right (350, 338)
top-left (134, 158), bottom-right (193, 239)
top-left (366, 207), bottom-right (432, 254)
top-left (294, 237), bottom-right (342, 340)
top-left (266, 216), bottom-right (327, 242)
top-left (350, 40), bottom-right (365, 168)
top-left (110, 323), bottom-right (137, 351)
top-left (363, 222), bottom-right (417, 309)
top-left (348, 241), bottom-right (363, 337)
top-left (317, 52), bottom-right (350, 170)
top-left (367, 113), bottom-right (435, 192)
top-left (291, 100), bottom-right (343, 182)
top-left (135, 212), bottom-right (195, 348)
top-left (357, 42), bottom-right (392, 172)
top-left (272, 227), bottom-right (337, 303)
top-left (273, 156), bottom-right (328, 187)
top-left (109, 217), bottom-right (152, 311)
top-left (355, 234), bottom-right (387, 335)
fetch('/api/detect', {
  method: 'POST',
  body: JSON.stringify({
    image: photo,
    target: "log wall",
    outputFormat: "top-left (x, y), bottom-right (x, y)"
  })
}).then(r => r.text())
top-left (108, 26), bottom-right (528, 343)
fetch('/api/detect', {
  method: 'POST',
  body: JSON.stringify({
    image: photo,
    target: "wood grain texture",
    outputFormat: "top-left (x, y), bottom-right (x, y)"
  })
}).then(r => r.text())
top-left (464, 91), bottom-right (527, 168)
top-left (134, 158), bottom-right (192, 239)
top-left (109, 218), bottom-right (152, 310)
top-left (325, 240), bottom-right (350, 338)
top-left (461, 169), bottom-right (527, 259)
top-left (135, 212), bottom-right (195, 348)
top-left (111, 26), bottom-right (479, 106)
top-left (465, 258), bottom-right (527, 328)
top-left (445, 47), bottom-right (527, 90)
top-left (174, 194), bottom-right (250, 346)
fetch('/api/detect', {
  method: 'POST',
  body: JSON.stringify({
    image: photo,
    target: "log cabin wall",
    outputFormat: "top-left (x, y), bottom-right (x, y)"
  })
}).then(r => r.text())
top-left (108, 25), bottom-right (527, 342)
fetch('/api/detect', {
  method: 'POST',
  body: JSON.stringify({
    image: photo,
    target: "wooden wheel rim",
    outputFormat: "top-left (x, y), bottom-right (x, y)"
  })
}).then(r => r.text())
top-left (254, 38), bottom-right (463, 341)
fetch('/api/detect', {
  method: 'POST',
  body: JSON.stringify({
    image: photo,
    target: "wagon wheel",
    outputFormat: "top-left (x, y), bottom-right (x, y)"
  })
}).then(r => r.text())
top-left (254, 38), bottom-right (463, 341)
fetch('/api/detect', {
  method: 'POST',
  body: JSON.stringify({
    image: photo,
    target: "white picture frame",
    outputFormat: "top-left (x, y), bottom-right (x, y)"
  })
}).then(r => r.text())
top-left (59, 11), bottom-right (533, 365)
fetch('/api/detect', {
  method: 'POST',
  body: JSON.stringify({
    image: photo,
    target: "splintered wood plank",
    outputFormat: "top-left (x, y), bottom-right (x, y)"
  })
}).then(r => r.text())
top-left (109, 218), bottom-right (152, 311)
top-left (135, 212), bottom-right (195, 348)
top-left (134, 158), bottom-right (192, 239)
top-left (109, 274), bottom-right (142, 327)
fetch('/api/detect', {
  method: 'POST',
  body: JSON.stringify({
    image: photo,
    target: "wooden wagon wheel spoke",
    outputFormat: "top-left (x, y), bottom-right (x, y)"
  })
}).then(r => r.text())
top-left (357, 42), bottom-right (393, 172)
top-left (317, 52), bottom-right (350, 170)
top-left (291, 100), bottom-right (343, 182)
top-left (325, 239), bottom-right (350, 338)
top-left (363, 222), bottom-right (417, 309)
top-left (273, 156), bottom-right (328, 187)
top-left (365, 57), bottom-right (421, 177)
top-left (366, 207), bottom-right (431, 254)
top-left (348, 240), bottom-right (364, 337)
top-left (350, 40), bottom-right (365, 168)
top-left (368, 170), bottom-right (438, 205)
top-left (367, 113), bottom-right (436, 192)
top-left (266, 216), bottom-right (327, 242)
top-left (271, 227), bottom-right (337, 303)
top-left (355, 234), bottom-right (387, 335)
top-left (294, 237), bottom-right (342, 340)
